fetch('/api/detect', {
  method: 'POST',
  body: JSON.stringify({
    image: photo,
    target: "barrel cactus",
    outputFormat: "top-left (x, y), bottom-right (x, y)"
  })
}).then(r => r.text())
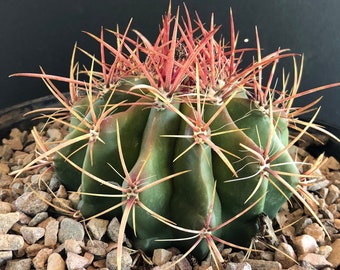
top-left (13, 5), bottom-right (339, 267)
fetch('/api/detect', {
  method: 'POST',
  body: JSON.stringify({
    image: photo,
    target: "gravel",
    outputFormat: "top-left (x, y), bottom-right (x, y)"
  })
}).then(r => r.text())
top-left (0, 123), bottom-right (339, 270)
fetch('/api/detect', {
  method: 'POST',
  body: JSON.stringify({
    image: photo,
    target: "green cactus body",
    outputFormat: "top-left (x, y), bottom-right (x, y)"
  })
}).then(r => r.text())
top-left (171, 104), bottom-right (222, 259)
top-left (204, 103), bottom-right (268, 245)
top-left (125, 106), bottom-right (181, 252)
top-left (69, 96), bottom-right (91, 129)
top-left (225, 98), bottom-right (300, 218)
top-left (54, 77), bottom-right (149, 190)
top-left (79, 99), bottom-right (150, 218)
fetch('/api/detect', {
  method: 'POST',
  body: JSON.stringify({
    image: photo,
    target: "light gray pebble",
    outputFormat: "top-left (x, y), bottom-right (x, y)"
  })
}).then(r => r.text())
top-left (58, 218), bottom-right (85, 243)
top-left (0, 234), bottom-right (24, 251)
top-left (47, 252), bottom-right (65, 270)
top-left (0, 251), bottom-right (12, 264)
top-left (86, 240), bottom-right (108, 257)
top-left (20, 226), bottom-right (45, 244)
top-left (107, 217), bottom-right (125, 243)
top-left (307, 179), bottom-right (330, 191)
top-left (106, 248), bottom-right (132, 270)
top-left (87, 218), bottom-right (109, 240)
top-left (4, 258), bottom-right (32, 270)
top-left (66, 252), bottom-right (89, 270)
top-left (49, 175), bottom-right (61, 192)
top-left (0, 212), bottom-right (20, 234)
top-left (326, 184), bottom-right (339, 205)
top-left (15, 191), bottom-right (52, 216)
top-left (28, 212), bottom-right (48, 227)
top-left (246, 259), bottom-right (282, 270)
top-left (225, 262), bottom-right (252, 270)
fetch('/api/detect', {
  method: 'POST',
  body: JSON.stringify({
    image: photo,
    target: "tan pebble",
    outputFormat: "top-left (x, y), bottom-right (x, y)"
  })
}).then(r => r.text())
top-left (171, 255), bottom-right (192, 270)
top-left (152, 248), bottom-right (173, 266)
top-left (334, 219), bottom-right (340, 229)
top-left (327, 238), bottom-right (340, 268)
top-left (14, 241), bottom-right (28, 258)
top-left (274, 242), bottom-right (297, 268)
top-left (47, 128), bottom-right (62, 141)
top-left (2, 137), bottom-right (23, 151)
top-left (317, 245), bottom-right (333, 258)
top-left (47, 252), bottom-right (65, 270)
top-left (86, 239), bottom-right (108, 257)
top-left (44, 219), bottom-right (59, 248)
top-left (32, 248), bottom-right (53, 269)
top-left (0, 163), bottom-right (10, 174)
top-left (64, 239), bottom-right (83, 254)
top-left (303, 223), bottom-right (325, 243)
top-left (38, 216), bottom-right (57, 228)
top-left (153, 261), bottom-right (176, 270)
top-left (298, 253), bottom-right (332, 268)
top-left (327, 171), bottom-right (340, 181)
top-left (293, 234), bottom-right (318, 255)
top-left (84, 252), bottom-right (95, 265)
top-left (282, 225), bottom-right (296, 239)
top-left (51, 197), bottom-right (73, 214)
top-left (55, 185), bottom-right (68, 199)
top-left (68, 192), bottom-right (80, 209)
top-left (93, 258), bottom-right (106, 268)
top-left (323, 156), bottom-right (340, 171)
top-left (22, 152), bottom-right (35, 166)
top-left (26, 243), bottom-right (45, 257)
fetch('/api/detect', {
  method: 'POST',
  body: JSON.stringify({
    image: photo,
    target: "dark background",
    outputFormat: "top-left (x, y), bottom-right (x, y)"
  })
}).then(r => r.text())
top-left (1, 0), bottom-right (339, 130)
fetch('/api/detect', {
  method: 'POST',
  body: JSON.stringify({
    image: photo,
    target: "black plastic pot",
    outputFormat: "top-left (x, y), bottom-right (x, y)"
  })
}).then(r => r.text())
top-left (0, 96), bottom-right (339, 162)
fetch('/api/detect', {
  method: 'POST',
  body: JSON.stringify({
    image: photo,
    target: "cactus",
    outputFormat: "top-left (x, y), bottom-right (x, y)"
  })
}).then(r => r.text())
top-left (12, 4), bottom-right (340, 267)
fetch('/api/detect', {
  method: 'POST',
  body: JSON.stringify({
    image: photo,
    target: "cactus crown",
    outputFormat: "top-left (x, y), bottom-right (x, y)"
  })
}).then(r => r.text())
top-left (12, 3), bottom-right (340, 268)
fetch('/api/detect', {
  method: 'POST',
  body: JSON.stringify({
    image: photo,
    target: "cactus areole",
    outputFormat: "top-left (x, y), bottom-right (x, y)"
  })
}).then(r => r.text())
top-left (13, 4), bottom-right (340, 263)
